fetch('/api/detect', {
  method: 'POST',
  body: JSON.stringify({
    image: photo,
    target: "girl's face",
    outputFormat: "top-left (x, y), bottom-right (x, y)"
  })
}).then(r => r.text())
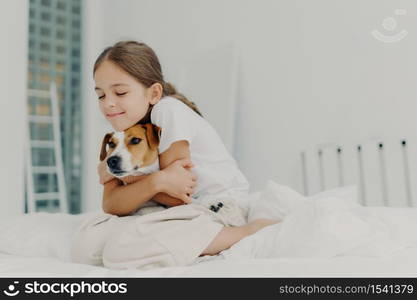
top-left (94, 60), bottom-right (160, 132)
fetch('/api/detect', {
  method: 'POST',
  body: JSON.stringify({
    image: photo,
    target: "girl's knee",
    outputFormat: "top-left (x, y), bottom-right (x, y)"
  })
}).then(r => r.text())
top-left (70, 232), bottom-right (104, 266)
top-left (70, 213), bottom-right (114, 266)
top-left (102, 231), bottom-right (178, 270)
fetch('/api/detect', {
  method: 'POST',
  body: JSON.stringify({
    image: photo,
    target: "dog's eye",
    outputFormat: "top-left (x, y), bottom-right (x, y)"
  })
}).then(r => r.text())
top-left (131, 137), bottom-right (141, 145)
top-left (108, 141), bottom-right (116, 148)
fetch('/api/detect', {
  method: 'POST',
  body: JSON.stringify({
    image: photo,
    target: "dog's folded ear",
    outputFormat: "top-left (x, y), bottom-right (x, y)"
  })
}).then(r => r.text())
top-left (142, 124), bottom-right (161, 151)
top-left (155, 126), bottom-right (161, 140)
top-left (100, 132), bottom-right (114, 161)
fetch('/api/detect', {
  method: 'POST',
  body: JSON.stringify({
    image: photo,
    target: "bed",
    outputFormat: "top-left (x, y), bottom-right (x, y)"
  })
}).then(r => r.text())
top-left (1, 183), bottom-right (417, 278)
top-left (2, 248), bottom-right (417, 278)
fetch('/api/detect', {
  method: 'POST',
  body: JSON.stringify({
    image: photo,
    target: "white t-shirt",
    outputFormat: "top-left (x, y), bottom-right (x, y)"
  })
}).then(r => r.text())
top-left (151, 96), bottom-right (250, 209)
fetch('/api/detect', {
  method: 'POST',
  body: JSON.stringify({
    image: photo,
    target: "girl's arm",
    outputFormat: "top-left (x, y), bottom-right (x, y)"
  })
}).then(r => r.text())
top-left (119, 175), bottom-right (181, 205)
top-left (154, 140), bottom-right (195, 206)
top-left (102, 172), bottom-right (160, 216)
top-left (121, 175), bottom-right (192, 208)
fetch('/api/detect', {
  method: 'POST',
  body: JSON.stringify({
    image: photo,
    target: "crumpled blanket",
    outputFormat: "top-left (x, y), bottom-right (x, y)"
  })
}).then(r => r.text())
top-left (218, 180), bottom-right (417, 260)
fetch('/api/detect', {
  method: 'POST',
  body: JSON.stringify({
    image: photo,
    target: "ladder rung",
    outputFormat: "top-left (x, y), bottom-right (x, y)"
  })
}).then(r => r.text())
top-left (31, 140), bottom-right (54, 148)
top-left (28, 115), bottom-right (53, 123)
top-left (28, 89), bottom-right (50, 99)
top-left (33, 166), bottom-right (57, 174)
top-left (34, 192), bottom-right (60, 201)
top-left (26, 82), bottom-right (68, 214)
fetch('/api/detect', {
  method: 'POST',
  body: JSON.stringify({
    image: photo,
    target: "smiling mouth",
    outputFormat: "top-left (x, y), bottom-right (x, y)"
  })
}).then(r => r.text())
top-left (107, 112), bottom-right (125, 117)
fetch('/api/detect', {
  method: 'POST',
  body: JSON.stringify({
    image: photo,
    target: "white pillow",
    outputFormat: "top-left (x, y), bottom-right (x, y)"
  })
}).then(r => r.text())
top-left (309, 185), bottom-right (358, 203)
top-left (248, 181), bottom-right (358, 222)
top-left (0, 212), bottom-right (90, 261)
top-left (248, 180), bottom-right (307, 222)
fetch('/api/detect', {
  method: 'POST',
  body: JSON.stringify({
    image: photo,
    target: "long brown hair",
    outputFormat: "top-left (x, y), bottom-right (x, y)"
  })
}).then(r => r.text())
top-left (93, 40), bottom-right (203, 123)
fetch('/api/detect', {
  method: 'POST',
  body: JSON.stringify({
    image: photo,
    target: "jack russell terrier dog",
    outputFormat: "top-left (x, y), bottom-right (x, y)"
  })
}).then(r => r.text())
top-left (100, 123), bottom-right (161, 180)
top-left (99, 123), bottom-right (245, 224)
top-left (99, 123), bottom-right (164, 215)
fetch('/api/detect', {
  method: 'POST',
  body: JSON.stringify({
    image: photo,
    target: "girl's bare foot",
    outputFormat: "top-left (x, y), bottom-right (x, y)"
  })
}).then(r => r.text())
top-left (247, 218), bottom-right (281, 235)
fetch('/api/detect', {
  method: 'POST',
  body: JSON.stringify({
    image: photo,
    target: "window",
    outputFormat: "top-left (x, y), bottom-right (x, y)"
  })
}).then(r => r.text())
top-left (27, 0), bottom-right (82, 213)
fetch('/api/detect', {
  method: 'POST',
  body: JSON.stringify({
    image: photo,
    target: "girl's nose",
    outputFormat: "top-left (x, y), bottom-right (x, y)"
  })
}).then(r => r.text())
top-left (103, 95), bottom-right (116, 108)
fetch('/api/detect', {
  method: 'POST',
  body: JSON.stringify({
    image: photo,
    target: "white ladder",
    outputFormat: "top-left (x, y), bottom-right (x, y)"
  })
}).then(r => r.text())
top-left (24, 81), bottom-right (68, 213)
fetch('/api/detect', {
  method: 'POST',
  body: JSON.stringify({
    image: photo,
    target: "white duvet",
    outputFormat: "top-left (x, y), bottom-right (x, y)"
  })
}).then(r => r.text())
top-left (1, 180), bottom-right (417, 272)
top-left (220, 181), bottom-right (417, 260)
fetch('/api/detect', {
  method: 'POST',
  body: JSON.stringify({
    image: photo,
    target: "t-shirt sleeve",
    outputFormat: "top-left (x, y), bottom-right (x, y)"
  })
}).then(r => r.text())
top-left (150, 99), bottom-right (198, 154)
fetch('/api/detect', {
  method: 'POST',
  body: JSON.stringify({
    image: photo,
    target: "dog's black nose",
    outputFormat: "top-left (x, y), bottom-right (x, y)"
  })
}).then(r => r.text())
top-left (107, 156), bottom-right (121, 169)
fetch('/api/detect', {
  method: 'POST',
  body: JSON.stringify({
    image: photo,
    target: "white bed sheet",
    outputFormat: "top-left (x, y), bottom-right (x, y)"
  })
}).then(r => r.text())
top-left (1, 248), bottom-right (417, 277)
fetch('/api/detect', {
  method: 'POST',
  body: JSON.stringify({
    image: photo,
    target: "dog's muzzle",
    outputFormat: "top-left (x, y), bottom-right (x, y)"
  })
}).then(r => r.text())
top-left (107, 156), bottom-right (125, 175)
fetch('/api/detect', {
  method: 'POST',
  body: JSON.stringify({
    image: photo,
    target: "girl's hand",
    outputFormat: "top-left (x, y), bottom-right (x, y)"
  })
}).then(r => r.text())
top-left (97, 159), bottom-right (115, 185)
top-left (157, 158), bottom-right (197, 204)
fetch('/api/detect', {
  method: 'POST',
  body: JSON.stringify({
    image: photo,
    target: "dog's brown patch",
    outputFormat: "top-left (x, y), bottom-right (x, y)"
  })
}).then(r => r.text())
top-left (99, 132), bottom-right (116, 161)
top-left (124, 124), bottom-right (161, 167)
top-left (99, 124), bottom-right (161, 169)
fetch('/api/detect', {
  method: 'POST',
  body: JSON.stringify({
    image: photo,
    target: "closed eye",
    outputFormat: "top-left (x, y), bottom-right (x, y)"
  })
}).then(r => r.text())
top-left (116, 92), bottom-right (127, 96)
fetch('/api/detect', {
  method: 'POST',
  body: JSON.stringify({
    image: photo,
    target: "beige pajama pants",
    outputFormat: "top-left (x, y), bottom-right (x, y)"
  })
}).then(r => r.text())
top-left (70, 195), bottom-right (248, 271)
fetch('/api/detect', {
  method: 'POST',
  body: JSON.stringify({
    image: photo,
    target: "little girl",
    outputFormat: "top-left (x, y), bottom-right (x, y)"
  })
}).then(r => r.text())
top-left (70, 40), bottom-right (279, 270)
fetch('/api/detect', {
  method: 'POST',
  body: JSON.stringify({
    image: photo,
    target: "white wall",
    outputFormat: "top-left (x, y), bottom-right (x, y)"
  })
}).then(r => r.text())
top-left (81, 0), bottom-right (417, 211)
top-left (80, 0), bottom-right (111, 212)
top-left (0, 0), bottom-right (28, 216)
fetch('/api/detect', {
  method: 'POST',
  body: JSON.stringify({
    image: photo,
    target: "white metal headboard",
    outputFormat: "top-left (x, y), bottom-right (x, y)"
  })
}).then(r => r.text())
top-left (301, 137), bottom-right (417, 207)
